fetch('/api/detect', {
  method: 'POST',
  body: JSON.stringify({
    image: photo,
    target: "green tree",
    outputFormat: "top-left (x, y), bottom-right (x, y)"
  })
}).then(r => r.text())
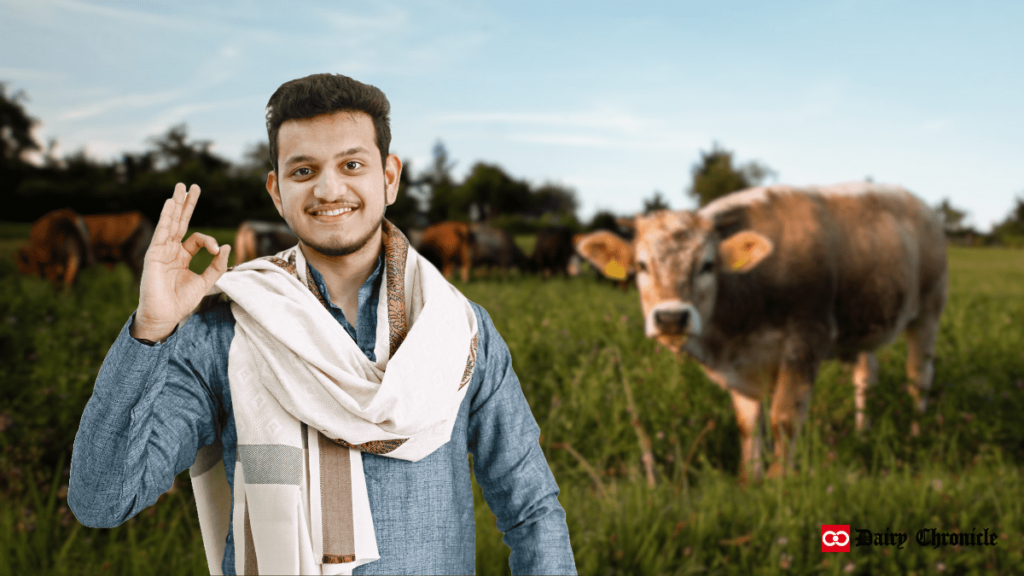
top-left (424, 140), bottom-right (459, 223)
top-left (588, 210), bottom-right (621, 232)
top-left (530, 182), bottom-right (579, 218)
top-left (147, 123), bottom-right (231, 174)
top-left (686, 142), bottom-right (775, 207)
top-left (935, 198), bottom-right (969, 235)
top-left (992, 195), bottom-right (1024, 246)
top-left (642, 190), bottom-right (670, 214)
top-left (0, 82), bottom-right (40, 164)
top-left (452, 162), bottom-right (531, 222)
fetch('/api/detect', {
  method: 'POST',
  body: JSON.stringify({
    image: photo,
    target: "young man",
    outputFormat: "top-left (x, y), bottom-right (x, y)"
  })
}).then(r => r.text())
top-left (69, 73), bottom-right (576, 575)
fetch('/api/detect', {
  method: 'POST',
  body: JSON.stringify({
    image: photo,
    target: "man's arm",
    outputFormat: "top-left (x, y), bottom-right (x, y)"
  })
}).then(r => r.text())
top-left (69, 309), bottom-right (227, 528)
top-left (467, 305), bottom-right (577, 575)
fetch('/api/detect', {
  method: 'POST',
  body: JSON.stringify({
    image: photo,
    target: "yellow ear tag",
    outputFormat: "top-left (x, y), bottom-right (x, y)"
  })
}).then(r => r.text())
top-left (605, 260), bottom-right (627, 280)
top-left (731, 254), bottom-right (751, 271)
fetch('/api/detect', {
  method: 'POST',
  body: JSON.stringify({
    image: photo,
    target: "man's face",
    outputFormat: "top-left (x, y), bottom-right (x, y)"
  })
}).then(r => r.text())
top-left (267, 110), bottom-right (400, 257)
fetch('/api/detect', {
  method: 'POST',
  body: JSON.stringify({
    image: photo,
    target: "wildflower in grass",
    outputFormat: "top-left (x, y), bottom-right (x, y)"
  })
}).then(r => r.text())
top-left (777, 536), bottom-right (788, 546)
top-left (936, 562), bottom-right (946, 572)
top-left (844, 561), bottom-right (856, 573)
top-left (780, 553), bottom-right (792, 569)
top-left (827, 484), bottom-right (833, 494)
top-left (932, 479), bottom-right (943, 492)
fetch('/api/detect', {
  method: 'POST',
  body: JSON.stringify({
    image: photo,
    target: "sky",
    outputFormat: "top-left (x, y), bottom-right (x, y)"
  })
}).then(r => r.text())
top-left (2, 0), bottom-right (1022, 230)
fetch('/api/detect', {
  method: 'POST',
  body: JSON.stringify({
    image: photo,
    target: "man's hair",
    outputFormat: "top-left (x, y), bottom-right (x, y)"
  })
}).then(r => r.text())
top-left (265, 73), bottom-right (392, 174)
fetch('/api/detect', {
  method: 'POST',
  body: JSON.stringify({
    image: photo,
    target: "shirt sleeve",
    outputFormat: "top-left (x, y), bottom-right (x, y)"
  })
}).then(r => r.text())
top-left (68, 307), bottom-right (230, 528)
top-left (466, 305), bottom-right (577, 575)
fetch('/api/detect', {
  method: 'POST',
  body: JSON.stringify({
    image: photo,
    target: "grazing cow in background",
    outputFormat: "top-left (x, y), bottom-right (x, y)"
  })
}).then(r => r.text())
top-left (16, 208), bottom-right (94, 288)
top-left (234, 220), bottom-right (299, 264)
top-left (82, 211), bottom-right (154, 279)
top-left (586, 182), bottom-right (947, 484)
top-left (469, 223), bottom-right (531, 279)
top-left (574, 230), bottom-right (636, 290)
top-left (418, 221), bottom-right (474, 282)
top-left (532, 226), bottom-right (577, 279)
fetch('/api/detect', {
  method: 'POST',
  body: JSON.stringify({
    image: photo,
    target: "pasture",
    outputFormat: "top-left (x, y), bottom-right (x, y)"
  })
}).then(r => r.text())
top-left (1, 222), bottom-right (1023, 575)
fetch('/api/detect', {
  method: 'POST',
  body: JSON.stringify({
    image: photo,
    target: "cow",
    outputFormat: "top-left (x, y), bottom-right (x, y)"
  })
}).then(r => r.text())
top-left (233, 220), bottom-right (299, 264)
top-left (469, 223), bottom-right (531, 279)
top-left (532, 226), bottom-right (577, 279)
top-left (417, 221), bottom-right (474, 282)
top-left (16, 208), bottom-right (94, 288)
top-left (82, 211), bottom-right (154, 279)
top-left (584, 182), bottom-right (947, 484)
top-left (574, 229), bottom-right (636, 290)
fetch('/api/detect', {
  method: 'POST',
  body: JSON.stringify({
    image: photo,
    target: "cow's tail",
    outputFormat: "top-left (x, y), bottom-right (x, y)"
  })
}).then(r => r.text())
top-left (72, 214), bottom-right (97, 267)
top-left (51, 214), bottom-right (90, 286)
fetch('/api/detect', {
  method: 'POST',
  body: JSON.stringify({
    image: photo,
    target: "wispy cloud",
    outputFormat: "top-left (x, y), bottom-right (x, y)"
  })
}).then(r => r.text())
top-left (59, 90), bottom-right (184, 121)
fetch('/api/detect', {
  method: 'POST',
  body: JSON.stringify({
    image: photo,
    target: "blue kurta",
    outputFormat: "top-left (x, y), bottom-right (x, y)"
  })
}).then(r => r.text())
top-left (69, 254), bottom-right (576, 575)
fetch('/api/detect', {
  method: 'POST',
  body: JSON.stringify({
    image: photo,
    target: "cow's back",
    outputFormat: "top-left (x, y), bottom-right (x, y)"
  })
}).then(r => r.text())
top-left (701, 183), bottom-right (946, 355)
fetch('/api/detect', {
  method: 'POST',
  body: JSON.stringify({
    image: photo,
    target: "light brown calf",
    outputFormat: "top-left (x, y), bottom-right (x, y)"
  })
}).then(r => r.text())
top-left (586, 182), bottom-right (947, 483)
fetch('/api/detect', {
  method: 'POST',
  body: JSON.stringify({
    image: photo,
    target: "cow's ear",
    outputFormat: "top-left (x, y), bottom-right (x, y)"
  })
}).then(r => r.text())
top-left (718, 231), bottom-right (773, 273)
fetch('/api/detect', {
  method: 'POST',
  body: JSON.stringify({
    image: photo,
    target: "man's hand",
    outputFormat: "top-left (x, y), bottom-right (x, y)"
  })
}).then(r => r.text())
top-left (131, 183), bottom-right (231, 342)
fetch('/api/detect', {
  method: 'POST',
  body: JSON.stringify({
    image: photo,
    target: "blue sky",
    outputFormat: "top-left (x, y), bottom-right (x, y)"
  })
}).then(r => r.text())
top-left (2, 0), bottom-right (1022, 230)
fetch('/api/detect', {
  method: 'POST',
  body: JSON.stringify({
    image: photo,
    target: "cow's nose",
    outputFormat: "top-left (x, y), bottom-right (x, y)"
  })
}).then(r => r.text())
top-left (654, 309), bottom-right (689, 333)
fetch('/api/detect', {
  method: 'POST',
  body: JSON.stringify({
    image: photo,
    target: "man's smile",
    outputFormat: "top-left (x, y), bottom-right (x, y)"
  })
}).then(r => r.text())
top-left (307, 204), bottom-right (359, 222)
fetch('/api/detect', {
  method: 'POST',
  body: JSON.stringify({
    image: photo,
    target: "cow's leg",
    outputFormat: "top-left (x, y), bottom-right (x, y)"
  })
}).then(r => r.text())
top-left (768, 338), bottom-right (818, 478)
top-left (729, 389), bottom-right (764, 486)
top-left (459, 249), bottom-right (471, 283)
top-left (852, 351), bottom-right (878, 433)
top-left (905, 303), bottom-right (942, 437)
top-left (441, 260), bottom-right (454, 280)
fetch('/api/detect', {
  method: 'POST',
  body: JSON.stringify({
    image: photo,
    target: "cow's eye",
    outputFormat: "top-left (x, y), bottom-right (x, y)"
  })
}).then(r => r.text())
top-left (637, 261), bottom-right (648, 273)
top-left (700, 261), bottom-right (714, 274)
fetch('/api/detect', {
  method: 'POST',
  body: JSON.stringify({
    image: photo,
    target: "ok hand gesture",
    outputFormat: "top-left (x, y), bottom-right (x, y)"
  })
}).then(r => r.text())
top-left (131, 183), bottom-right (231, 342)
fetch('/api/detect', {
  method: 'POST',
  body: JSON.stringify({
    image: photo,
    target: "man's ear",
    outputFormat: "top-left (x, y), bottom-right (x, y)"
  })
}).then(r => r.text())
top-left (384, 154), bottom-right (402, 206)
top-left (718, 230), bottom-right (773, 273)
top-left (266, 171), bottom-right (285, 218)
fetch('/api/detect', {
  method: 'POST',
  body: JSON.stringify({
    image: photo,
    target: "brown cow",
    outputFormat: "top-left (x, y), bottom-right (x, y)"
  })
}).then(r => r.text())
top-left (417, 221), bottom-right (473, 282)
top-left (82, 211), bottom-right (154, 279)
top-left (16, 208), bottom-right (94, 288)
top-left (233, 220), bottom-right (299, 264)
top-left (586, 182), bottom-right (947, 483)
top-left (574, 230), bottom-right (636, 290)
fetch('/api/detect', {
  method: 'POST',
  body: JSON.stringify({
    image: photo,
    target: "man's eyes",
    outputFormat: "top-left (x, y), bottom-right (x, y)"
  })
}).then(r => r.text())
top-left (291, 161), bottom-right (363, 177)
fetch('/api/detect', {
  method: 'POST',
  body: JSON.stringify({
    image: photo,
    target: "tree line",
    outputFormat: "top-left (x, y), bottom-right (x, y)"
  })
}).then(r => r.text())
top-left (2, 82), bottom-right (1022, 244)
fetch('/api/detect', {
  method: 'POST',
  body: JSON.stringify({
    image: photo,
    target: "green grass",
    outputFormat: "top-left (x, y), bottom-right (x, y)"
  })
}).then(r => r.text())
top-left (2, 229), bottom-right (1023, 575)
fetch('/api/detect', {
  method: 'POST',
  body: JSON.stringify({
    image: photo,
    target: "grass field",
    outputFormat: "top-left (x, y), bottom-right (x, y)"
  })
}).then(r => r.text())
top-left (1, 222), bottom-right (1023, 575)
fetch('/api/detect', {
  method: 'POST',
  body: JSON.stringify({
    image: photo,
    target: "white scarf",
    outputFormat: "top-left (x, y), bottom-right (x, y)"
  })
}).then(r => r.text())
top-left (189, 221), bottom-right (479, 575)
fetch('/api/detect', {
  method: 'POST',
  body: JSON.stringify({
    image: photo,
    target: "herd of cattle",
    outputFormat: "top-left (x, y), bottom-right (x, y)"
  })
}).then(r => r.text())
top-left (13, 181), bottom-right (948, 483)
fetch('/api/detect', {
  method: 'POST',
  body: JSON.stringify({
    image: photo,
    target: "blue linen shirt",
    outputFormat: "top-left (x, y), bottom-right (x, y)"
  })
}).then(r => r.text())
top-left (68, 253), bottom-right (577, 575)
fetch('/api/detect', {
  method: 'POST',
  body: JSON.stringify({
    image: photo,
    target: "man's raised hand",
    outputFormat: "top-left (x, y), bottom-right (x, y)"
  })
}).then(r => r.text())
top-left (131, 183), bottom-right (231, 342)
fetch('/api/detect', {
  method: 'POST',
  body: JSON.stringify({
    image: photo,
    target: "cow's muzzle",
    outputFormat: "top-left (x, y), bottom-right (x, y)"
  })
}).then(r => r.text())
top-left (646, 301), bottom-right (701, 339)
